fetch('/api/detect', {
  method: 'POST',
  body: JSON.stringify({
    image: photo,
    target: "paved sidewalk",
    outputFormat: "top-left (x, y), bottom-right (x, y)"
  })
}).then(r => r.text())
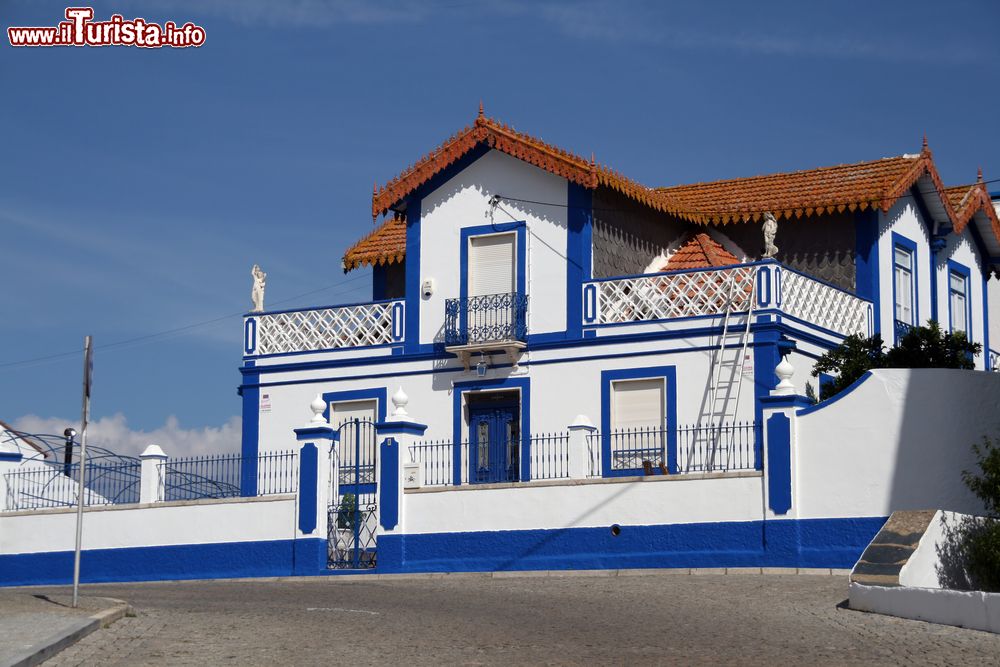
top-left (0, 591), bottom-right (130, 667)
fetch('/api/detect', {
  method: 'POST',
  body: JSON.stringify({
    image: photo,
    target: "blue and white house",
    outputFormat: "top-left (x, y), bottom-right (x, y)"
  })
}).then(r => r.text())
top-left (3, 111), bottom-right (1000, 584)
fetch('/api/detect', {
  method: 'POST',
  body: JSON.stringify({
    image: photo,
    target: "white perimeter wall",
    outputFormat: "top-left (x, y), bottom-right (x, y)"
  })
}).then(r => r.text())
top-left (418, 149), bottom-right (569, 343)
top-left (796, 369), bottom-right (1000, 520)
top-left (0, 495), bottom-right (296, 555)
top-left (405, 474), bottom-right (763, 534)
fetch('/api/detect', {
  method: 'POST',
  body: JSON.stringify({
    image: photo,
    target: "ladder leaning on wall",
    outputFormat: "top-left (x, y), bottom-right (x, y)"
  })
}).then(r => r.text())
top-left (705, 270), bottom-right (756, 471)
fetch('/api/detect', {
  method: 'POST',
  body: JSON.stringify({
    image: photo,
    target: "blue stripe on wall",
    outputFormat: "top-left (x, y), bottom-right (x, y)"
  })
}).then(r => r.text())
top-left (377, 516), bottom-right (887, 574)
top-left (1, 515), bottom-right (887, 586)
top-left (240, 370), bottom-right (260, 497)
top-left (0, 538), bottom-right (327, 587)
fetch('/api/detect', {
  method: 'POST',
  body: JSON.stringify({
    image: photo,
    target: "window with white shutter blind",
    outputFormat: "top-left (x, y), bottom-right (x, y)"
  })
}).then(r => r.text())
top-left (611, 379), bottom-right (665, 430)
top-left (469, 233), bottom-right (516, 297)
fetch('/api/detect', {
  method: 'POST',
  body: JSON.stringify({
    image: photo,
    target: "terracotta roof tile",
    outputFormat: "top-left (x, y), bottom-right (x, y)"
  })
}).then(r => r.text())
top-left (661, 234), bottom-right (738, 271)
top-left (655, 149), bottom-right (954, 225)
top-left (342, 214), bottom-right (406, 271)
top-left (945, 179), bottom-right (1000, 240)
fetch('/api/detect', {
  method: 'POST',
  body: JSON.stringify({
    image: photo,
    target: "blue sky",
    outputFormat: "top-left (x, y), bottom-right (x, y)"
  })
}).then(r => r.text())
top-left (2, 0), bottom-right (998, 453)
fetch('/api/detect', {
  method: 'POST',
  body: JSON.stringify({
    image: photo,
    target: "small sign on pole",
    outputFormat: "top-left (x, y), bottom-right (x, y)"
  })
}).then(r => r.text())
top-left (71, 335), bottom-right (93, 608)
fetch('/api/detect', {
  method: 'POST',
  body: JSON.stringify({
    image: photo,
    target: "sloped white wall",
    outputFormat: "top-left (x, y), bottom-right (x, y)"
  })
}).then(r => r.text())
top-left (796, 369), bottom-right (1000, 520)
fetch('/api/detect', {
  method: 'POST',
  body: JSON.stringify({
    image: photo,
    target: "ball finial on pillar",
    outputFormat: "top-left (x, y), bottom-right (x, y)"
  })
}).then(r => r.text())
top-left (774, 356), bottom-right (795, 396)
top-left (309, 394), bottom-right (327, 424)
top-left (391, 386), bottom-right (409, 417)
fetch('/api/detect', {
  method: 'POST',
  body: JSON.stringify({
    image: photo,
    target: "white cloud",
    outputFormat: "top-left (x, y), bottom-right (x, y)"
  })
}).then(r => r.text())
top-left (11, 413), bottom-right (241, 459)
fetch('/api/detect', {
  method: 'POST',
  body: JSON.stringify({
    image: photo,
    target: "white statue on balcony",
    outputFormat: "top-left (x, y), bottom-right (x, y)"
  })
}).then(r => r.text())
top-left (250, 264), bottom-right (267, 312)
top-left (762, 212), bottom-right (779, 258)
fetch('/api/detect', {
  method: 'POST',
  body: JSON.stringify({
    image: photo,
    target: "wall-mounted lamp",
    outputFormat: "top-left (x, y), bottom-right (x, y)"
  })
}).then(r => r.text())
top-left (476, 353), bottom-right (488, 377)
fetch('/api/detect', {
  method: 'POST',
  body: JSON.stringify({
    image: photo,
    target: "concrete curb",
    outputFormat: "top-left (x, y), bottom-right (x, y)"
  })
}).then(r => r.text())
top-left (2, 598), bottom-right (131, 667)
top-left (55, 567), bottom-right (853, 589)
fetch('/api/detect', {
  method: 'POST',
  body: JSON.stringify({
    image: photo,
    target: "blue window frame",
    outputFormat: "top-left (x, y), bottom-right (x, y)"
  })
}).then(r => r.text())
top-left (600, 366), bottom-right (677, 477)
top-left (891, 233), bottom-right (918, 342)
top-left (947, 260), bottom-right (972, 338)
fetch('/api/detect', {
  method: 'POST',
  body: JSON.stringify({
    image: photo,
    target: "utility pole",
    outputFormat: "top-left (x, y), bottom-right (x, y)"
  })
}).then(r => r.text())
top-left (71, 336), bottom-right (93, 608)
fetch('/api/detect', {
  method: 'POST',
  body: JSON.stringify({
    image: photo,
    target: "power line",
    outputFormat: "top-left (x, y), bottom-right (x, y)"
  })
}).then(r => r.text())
top-left (0, 273), bottom-right (371, 372)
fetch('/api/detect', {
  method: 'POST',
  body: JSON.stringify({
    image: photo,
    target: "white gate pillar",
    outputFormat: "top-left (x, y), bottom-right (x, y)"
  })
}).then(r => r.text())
top-left (374, 388), bottom-right (427, 573)
top-left (292, 394), bottom-right (339, 575)
top-left (0, 449), bottom-right (24, 512)
top-left (760, 356), bottom-right (811, 520)
top-left (567, 415), bottom-right (597, 480)
top-left (139, 444), bottom-right (167, 504)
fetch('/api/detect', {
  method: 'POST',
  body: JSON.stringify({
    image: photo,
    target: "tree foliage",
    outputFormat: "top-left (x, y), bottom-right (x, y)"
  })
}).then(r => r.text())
top-left (938, 438), bottom-right (1000, 592)
top-left (811, 321), bottom-right (981, 399)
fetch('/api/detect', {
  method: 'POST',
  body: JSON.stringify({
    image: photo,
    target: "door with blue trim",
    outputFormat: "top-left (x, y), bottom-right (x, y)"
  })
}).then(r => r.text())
top-left (470, 404), bottom-right (519, 483)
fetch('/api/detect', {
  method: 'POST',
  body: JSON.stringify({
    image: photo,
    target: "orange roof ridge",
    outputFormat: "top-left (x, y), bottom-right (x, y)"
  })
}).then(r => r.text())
top-left (372, 111), bottom-right (679, 218)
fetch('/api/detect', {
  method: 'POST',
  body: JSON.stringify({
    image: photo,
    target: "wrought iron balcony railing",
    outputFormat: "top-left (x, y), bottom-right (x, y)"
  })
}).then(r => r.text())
top-left (444, 292), bottom-right (528, 346)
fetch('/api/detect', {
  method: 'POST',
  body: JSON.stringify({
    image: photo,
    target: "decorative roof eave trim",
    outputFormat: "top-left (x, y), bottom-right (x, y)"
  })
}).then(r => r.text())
top-left (371, 113), bottom-right (669, 220)
top-left (953, 183), bottom-right (1000, 243)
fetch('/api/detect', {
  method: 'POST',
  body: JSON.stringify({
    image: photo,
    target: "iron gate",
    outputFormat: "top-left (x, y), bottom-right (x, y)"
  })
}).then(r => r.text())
top-left (327, 418), bottom-right (378, 569)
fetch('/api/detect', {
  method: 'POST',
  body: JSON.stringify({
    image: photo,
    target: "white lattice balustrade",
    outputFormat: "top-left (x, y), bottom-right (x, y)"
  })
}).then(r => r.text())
top-left (253, 301), bottom-right (400, 355)
top-left (781, 271), bottom-right (868, 336)
top-left (590, 266), bottom-right (756, 324)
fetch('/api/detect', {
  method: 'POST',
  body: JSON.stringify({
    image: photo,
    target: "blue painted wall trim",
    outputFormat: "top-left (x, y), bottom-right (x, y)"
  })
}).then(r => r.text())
top-left (854, 209), bottom-right (881, 335)
top-left (766, 413), bottom-right (792, 515)
top-left (946, 259), bottom-right (972, 339)
top-left (752, 326), bottom-right (781, 469)
top-left (298, 443), bottom-right (318, 534)
top-left (796, 371), bottom-right (873, 416)
top-left (0, 538), bottom-right (327, 587)
top-left (0, 452), bottom-right (23, 462)
top-left (891, 231), bottom-right (920, 343)
top-left (452, 376), bottom-right (531, 484)
top-left (983, 272), bottom-right (991, 371)
top-left (322, 387), bottom-right (388, 424)
top-left (566, 182), bottom-right (592, 339)
top-left (240, 370), bottom-right (260, 497)
top-left (404, 197), bottom-right (422, 353)
top-left (599, 366), bottom-right (678, 475)
top-left (458, 221), bottom-right (527, 339)
top-left (377, 516), bottom-right (888, 574)
top-left (379, 437), bottom-right (400, 530)
top-left (375, 421), bottom-right (428, 436)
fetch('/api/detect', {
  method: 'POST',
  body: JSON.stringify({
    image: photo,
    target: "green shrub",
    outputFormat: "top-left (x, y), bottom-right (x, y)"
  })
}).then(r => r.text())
top-left (811, 321), bottom-right (980, 400)
top-left (937, 437), bottom-right (1000, 592)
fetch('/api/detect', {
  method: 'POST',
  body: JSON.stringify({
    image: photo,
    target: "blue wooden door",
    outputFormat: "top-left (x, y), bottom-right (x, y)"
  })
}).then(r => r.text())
top-left (470, 405), bottom-right (519, 483)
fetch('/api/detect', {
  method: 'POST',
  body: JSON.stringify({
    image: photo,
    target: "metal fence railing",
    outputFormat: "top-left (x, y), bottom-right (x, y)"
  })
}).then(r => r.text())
top-left (528, 433), bottom-right (570, 481)
top-left (3, 460), bottom-right (141, 511)
top-left (590, 422), bottom-right (760, 475)
top-left (159, 450), bottom-right (298, 501)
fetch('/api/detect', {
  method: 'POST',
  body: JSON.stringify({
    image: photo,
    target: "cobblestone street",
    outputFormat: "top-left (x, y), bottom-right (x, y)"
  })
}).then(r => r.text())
top-left (32, 572), bottom-right (1000, 666)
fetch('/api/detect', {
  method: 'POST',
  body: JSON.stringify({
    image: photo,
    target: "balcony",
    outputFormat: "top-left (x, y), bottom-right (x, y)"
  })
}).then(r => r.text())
top-left (243, 299), bottom-right (404, 357)
top-left (444, 292), bottom-right (528, 370)
top-left (582, 261), bottom-right (872, 338)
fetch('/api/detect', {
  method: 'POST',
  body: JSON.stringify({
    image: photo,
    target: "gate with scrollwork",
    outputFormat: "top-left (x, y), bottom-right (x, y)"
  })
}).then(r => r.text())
top-left (327, 419), bottom-right (378, 569)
